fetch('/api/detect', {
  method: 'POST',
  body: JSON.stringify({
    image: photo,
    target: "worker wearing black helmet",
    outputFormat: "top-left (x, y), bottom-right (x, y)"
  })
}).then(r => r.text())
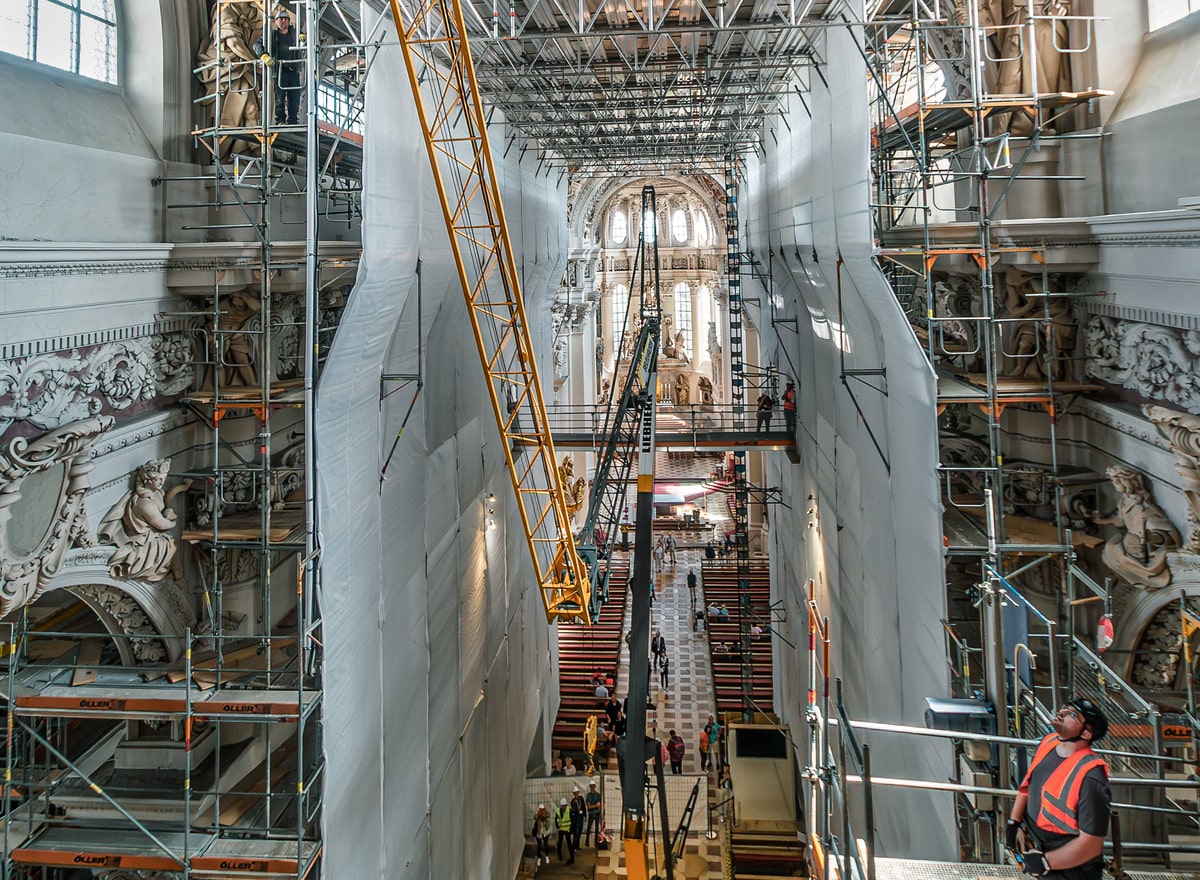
top-left (1006, 697), bottom-right (1112, 878)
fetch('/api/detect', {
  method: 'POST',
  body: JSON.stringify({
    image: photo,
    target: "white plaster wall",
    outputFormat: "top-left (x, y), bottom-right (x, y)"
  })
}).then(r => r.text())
top-left (0, 53), bottom-right (161, 243)
top-left (743, 10), bottom-right (956, 859)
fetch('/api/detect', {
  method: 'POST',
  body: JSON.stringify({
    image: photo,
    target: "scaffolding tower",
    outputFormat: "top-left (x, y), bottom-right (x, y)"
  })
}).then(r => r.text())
top-left (849, 0), bottom-right (1200, 868)
top-left (0, 2), bottom-right (368, 876)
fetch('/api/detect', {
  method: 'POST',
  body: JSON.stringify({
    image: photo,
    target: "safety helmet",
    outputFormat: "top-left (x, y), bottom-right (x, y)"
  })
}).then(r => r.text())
top-left (560, 797), bottom-right (568, 806)
top-left (1066, 697), bottom-right (1109, 743)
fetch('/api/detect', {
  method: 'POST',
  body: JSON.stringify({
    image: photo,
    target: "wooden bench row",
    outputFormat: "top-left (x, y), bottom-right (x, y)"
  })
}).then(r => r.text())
top-left (703, 557), bottom-right (776, 716)
top-left (551, 561), bottom-right (629, 755)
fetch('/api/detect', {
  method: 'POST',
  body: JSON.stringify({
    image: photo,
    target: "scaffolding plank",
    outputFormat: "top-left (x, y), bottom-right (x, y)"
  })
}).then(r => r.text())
top-left (10, 827), bottom-right (319, 876)
top-left (180, 508), bottom-right (305, 544)
top-left (14, 685), bottom-right (316, 719)
top-left (70, 639), bottom-right (103, 686)
top-left (937, 373), bottom-right (990, 404)
top-left (962, 374), bottom-right (1102, 396)
top-left (182, 378), bottom-right (305, 405)
top-left (190, 644), bottom-right (293, 690)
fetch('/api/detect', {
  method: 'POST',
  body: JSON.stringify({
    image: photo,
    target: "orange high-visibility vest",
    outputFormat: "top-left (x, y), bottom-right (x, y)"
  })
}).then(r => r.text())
top-left (1023, 733), bottom-right (1109, 837)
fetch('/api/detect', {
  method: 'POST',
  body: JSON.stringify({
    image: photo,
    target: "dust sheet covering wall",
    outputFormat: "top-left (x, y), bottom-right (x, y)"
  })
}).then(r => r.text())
top-left (316, 10), bottom-right (567, 878)
top-left (744, 4), bottom-right (956, 859)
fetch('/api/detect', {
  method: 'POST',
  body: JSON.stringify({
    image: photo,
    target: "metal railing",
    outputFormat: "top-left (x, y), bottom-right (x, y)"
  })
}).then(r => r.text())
top-left (547, 404), bottom-right (795, 440)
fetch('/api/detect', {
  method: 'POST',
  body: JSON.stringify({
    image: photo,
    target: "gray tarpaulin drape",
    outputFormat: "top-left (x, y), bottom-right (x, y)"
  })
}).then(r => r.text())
top-left (316, 9), bottom-right (568, 878)
top-left (746, 0), bottom-right (957, 859)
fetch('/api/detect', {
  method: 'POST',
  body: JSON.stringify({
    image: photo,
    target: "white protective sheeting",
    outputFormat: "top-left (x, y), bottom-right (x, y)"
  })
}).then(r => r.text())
top-left (317, 9), bottom-right (567, 878)
top-left (744, 3), bottom-right (956, 859)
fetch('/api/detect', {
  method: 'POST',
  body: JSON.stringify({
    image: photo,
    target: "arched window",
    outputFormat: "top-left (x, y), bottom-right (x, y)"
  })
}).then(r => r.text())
top-left (611, 284), bottom-right (630, 343)
top-left (693, 212), bottom-right (710, 247)
top-left (671, 209), bottom-right (689, 243)
top-left (697, 285), bottom-right (713, 352)
top-left (1, 0), bottom-right (118, 84)
top-left (673, 283), bottom-right (692, 356)
top-left (642, 207), bottom-right (657, 243)
top-left (610, 210), bottom-right (628, 245)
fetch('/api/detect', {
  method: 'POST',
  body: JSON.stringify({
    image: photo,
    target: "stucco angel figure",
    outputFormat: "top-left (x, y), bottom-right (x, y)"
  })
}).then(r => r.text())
top-left (197, 0), bottom-right (266, 154)
top-left (98, 459), bottom-right (192, 582)
top-left (675, 331), bottom-right (689, 363)
top-left (1094, 465), bottom-right (1181, 589)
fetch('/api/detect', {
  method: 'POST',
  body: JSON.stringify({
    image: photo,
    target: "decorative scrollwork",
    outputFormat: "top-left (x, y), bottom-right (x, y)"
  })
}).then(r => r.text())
top-left (73, 584), bottom-right (168, 664)
top-left (1086, 317), bottom-right (1200, 414)
top-left (0, 416), bottom-right (114, 616)
top-left (0, 337), bottom-right (193, 437)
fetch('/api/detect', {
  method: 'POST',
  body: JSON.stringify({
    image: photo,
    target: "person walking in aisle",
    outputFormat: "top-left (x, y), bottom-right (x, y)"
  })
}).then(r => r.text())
top-left (667, 730), bottom-right (686, 774)
top-left (651, 629), bottom-right (666, 669)
top-left (659, 654), bottom-right (670, 691)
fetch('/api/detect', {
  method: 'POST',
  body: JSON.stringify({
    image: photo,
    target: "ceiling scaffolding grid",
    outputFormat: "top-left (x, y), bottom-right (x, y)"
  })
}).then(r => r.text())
top-left (0, 1), bottom-right (375, 875)
top-left (859, 0), bottom-right (1194, 871)
top-left (422, 0), bottom-right (838, 171)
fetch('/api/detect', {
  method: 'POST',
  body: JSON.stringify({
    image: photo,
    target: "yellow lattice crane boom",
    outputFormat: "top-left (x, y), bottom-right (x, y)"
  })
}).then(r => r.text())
top-left (386, 0), bottom-right (591, 624)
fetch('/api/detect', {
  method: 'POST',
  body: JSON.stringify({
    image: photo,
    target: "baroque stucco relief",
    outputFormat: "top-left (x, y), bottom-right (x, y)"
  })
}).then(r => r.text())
top-left (1086, 316), bottom-right (1200, 415)
top-left (0, 416), bottom-right (114, 617)
top-left (0, 336), bottom-right (194, 438)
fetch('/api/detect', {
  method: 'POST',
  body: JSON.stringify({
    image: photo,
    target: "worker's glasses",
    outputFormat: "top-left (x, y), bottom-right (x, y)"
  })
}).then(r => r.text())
top-left (1058, 698), bottom-right (1099, 722)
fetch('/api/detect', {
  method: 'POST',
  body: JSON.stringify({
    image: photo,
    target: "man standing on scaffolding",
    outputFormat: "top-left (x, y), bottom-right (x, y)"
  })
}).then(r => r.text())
top-left (1007, 698), bottom-right (1111, 879)
top-left (255, 9), bottom-right (302, 125)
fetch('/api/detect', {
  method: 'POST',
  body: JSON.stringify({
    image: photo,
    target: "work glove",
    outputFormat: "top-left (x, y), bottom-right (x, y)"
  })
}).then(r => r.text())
top-left (260, 53), bottom-right (274, 66)
top-left (1019, 849), bottom-right (1048, 876)
top-left (1005, 819), bottom-right (1021, 851)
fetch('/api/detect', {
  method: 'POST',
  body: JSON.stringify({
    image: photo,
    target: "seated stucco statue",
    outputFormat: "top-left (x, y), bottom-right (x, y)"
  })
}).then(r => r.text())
top-left (98, 459), bottom-right (191, 582)
top-left (197, 0), bottom-right (266, 154)
top-left (976, 0), bottom-right (1073, 135)
top-left (558, 456), bottom-right (586, 517)
top-left (1095, 465), bottom-right (1180, 589)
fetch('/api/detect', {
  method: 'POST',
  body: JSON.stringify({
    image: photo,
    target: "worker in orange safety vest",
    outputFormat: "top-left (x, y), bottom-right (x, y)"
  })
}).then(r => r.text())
top-left (781, 380), bottom-right (796, 433)
top-left (1007, 697), bottom-right (1112, 879)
